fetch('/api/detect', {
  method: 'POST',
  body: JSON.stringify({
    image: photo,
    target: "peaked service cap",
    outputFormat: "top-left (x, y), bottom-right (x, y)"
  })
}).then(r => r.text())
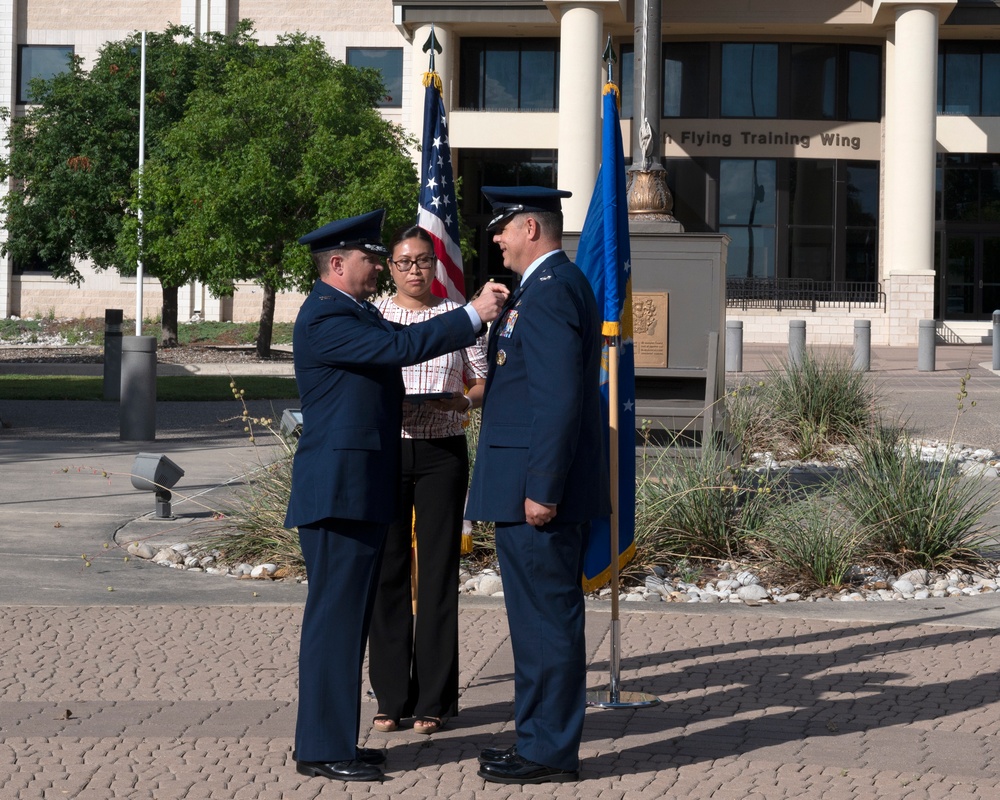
top-left (482, 186), bottom-right (572, 232)
top-left (299, 209), bottom-right (389, 256)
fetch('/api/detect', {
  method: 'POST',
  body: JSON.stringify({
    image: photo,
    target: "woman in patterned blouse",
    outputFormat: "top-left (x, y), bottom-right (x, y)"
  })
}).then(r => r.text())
top-left (368, 225), bottom-right (488, 735)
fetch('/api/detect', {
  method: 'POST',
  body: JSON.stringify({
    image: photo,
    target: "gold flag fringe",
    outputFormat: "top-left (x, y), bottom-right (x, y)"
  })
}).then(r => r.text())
top-left (423, 70), bottom-right (443, 92)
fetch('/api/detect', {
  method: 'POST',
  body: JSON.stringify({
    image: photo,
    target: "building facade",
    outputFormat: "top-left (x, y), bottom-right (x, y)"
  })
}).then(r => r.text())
top-left (2, 0), bottom-right (1000, 346)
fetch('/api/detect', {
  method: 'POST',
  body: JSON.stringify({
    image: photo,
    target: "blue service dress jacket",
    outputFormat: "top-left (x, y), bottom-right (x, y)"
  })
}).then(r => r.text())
top-left (284, 279), bottom-right (479, 529)
top-left (465, 251), bottom-right (610, 524)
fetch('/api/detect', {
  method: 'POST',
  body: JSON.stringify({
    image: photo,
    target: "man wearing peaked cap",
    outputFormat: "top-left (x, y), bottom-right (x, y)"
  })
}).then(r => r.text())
top-left (297, 208), bottom-right (389, 256)
top-left (466, 187), bottom-right (609, 784)
top-left (482, 186), bottom-right (573, 233)
top-left (285, 209), bottom-right (508, 782)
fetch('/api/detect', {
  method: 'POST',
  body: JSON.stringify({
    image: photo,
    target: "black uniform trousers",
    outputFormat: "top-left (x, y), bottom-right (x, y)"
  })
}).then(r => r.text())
top-left (368, 435), bottom-right (468, 721)
top-left (295, 518), bottom-right (386, 762)
top-left (494, 519), bottom-right (589, 772)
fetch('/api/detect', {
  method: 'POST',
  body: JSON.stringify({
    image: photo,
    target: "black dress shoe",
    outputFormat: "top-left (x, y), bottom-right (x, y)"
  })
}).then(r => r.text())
top-left (478, 753), bottom-right (578, 784)
top-left (478, 744), bottom-right (518, 765)
top-left (295, 759), bottom-right (383, 782)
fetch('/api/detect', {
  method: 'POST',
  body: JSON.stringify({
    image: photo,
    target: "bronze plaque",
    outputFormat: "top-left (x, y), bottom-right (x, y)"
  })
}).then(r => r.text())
top-left (632, 292), bottom-right (668, 368)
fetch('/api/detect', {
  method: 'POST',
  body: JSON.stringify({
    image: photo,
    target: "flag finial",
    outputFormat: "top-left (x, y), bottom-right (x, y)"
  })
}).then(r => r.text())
top-left (423, 24), bottom-right (443, 72)
top-left (602, 35), bottom-right (617, 84)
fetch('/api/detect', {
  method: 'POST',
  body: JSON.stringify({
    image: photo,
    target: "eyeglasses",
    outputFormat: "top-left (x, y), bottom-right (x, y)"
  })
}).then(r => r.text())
top-left (390, 256), bottom-right (436, 272)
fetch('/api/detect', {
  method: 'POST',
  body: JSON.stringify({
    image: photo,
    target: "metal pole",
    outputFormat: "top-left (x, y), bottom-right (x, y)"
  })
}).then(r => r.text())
top-left (992, 310), bottom-right (1000, 371)
top-left (102, 309), bottom-right (124, 400)
top-left (586, 335), bottom-right (658, 710)
top-left (725, 320), bottom-right (743, 372)
top-left (853, 319), bottom-right (871, 372)
top-left (788, 320), bottom-right (806, 368)
top-left (136, 31), bottom-right (146, 336)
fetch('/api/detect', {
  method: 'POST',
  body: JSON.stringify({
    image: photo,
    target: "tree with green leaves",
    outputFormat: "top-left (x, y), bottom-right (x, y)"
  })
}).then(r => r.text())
top-left (0, 22), bottom-right (259, 346)
top-left (123, 32), bottom-right (420, 357)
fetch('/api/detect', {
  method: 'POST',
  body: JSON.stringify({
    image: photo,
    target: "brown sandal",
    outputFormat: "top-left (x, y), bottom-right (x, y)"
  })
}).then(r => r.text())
top-left (372, 714), bottom-right (398, 733)
top-left (413, 716), bottom-right (442, 735)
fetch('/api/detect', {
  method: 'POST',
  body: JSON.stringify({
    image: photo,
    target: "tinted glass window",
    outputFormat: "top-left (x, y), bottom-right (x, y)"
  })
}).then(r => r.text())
top-left (484, 48), bottom-right (519, 108)
top-left (721, 43), bottom-right (777, 117)
top-left (790, 44), bottom-right (837, 120)
top-left (18, 45), bottom-right (73, 104)
top-left (663, 43), bottom-right (709, 117)
top-left (789, 227), bottom-right (834, 281)
top-left (983, 52), bottom-right (1000, 115)
top-left (846, 47), bottom-right (881, 121)
top-left (346, 48), bottom-right (403, 108)
top-left (520, 46), bottom-right (558, 110)
top-left (720, 159), bottom-right (776, 225)
top-left (845, 163), bottom-right (880, 227)
top-left (789, 160), bottom-right (835, 226)
top-left (943, 48), bottom-right (981, 115)
top-left (459, 39), bottom-right (559, 111)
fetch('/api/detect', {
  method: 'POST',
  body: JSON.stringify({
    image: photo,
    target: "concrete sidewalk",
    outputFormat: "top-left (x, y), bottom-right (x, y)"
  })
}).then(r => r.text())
top-left (3, 344), bottom-right (1000, 798)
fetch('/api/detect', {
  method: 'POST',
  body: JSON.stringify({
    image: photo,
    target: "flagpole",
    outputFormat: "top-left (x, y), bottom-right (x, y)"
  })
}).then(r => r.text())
top-left (135, 30), bottom-right (146, 335)
top-left (587, 331), bottom-right (656, 709)
top-left (585, 36), bottom-right (658, 710)
top-left (607, 334), bottom-right (621, 700)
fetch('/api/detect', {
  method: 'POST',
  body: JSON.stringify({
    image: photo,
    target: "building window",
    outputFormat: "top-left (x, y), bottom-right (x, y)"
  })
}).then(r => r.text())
top-left (18, 45), bottom-right (74, 104)
top-left (719, 159), bottom-right (776, 277)
top-left (456, 147), bottom-right (558, 283)
top-left (667, 157), bottom-right (878, 283)
top-left (788, 44), bottom-right (880, 121)
top-left (939, 42), bottom-right (1000, 116)
top-left (721, 43), bottom-right (778, 118)
top-left (788, 159), bottom-right (836, 281)
top-left (346, 48), bottom-right (403, 108)
top-left (937, 154), bottom-right (1000, 222)
top-left (664, 43), bottom-right (710, 118)
top-left (459, 39), bottom-right (559, 111)
top-left (624, 41), bottom-right (881, 121)
top-left (844, 163), bottom-right (879, 283)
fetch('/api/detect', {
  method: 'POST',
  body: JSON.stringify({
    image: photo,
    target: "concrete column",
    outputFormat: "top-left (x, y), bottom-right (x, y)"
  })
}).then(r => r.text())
top-left (883, 4), bottom-right (940, 278)
top-left (555, 3), bottom-right (603, 233)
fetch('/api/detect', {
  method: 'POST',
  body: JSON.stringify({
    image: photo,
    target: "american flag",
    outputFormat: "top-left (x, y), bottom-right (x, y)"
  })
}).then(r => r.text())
top-left (417, 72), bottom-right (465, 302)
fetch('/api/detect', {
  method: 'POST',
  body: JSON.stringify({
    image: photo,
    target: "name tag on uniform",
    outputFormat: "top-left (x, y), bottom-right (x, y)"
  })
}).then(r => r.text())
top-left (499, 309), bottom-right (518, 338)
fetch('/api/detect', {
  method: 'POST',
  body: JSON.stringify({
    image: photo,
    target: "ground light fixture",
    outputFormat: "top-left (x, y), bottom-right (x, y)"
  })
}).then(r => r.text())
top-left (130, 453), bottom-right (185, 520)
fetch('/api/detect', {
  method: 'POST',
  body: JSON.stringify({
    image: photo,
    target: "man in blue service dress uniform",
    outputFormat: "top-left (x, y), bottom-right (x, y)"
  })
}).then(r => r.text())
top-left (285, 209), bottom-right (508, 782)
top-left (466, 187), bottom-right (610, 784)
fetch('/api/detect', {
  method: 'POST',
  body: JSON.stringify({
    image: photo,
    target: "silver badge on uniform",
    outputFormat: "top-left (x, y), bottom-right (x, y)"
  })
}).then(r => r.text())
top-left (496, 349), bottom-right (507, 366)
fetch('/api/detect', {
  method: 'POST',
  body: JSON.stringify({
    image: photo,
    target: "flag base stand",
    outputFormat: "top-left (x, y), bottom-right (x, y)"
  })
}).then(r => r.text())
top-left (586, 689), bottom-right (660, 709)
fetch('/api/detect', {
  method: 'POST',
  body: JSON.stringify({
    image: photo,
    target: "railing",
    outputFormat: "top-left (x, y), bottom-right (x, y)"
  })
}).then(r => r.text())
top-left (726, 278), bottom-right (885, 312)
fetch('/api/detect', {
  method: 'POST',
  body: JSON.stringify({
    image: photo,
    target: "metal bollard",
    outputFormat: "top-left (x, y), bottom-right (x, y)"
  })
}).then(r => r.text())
top-left (102, 309), bottom-right (124, 401)
top-left (725, 320), bottom-right (743, 372)
top-left (853, 319), bottom-right (871, 372)
top-left (917, 319), bottom-right (936, 372)
top-left (788, 320), bottom-right (806, 368)
top-left (120, 335), bottom-right (158, 441)
top-left (993, 310), bottom-right (1000, 371)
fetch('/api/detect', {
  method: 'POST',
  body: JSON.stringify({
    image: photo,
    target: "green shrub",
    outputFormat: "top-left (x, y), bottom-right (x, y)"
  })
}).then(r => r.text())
top-left (631, 435), bottom-right (777, 570)
top-left (755, 495), bottom-right (872, 590)
top-left (838, 423), bottom-right (997, 571)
